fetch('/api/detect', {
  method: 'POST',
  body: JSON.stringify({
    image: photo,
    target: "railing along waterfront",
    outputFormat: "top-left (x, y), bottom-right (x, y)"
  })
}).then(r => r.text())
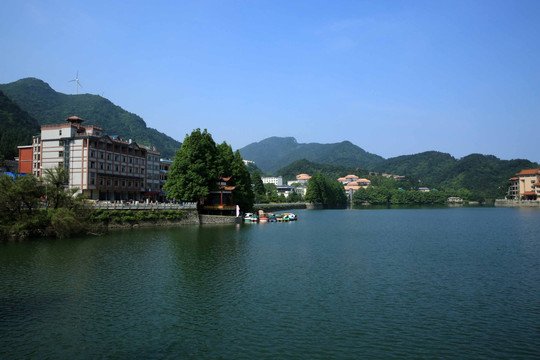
top-left (495, 199), bottom-right (540, 207)
top-left (90, 202), bottom-right (197, 210)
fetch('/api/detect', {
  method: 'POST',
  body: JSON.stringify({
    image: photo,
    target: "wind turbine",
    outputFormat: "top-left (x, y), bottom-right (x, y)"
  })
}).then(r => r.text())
top-left (69, 71), bottom-right (83, 95)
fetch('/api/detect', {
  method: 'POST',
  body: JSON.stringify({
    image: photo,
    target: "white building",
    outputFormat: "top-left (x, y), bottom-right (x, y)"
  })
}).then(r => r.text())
top-left (262, 176), bottom-right (283, 186)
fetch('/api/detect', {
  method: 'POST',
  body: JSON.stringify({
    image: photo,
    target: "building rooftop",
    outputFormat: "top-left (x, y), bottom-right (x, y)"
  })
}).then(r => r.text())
top-left (516, 169), bottom-right (540, 176)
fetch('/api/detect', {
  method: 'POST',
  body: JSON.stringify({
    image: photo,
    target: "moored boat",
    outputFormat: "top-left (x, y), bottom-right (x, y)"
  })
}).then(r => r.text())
top-left (243, 213), bottom-right (256, 222)
top-left (282, 213), bottom-right (297, 221)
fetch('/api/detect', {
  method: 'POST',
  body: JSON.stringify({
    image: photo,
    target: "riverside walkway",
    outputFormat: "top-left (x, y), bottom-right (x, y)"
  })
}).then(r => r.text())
top-left (495, 199), bottom-right (540, 207)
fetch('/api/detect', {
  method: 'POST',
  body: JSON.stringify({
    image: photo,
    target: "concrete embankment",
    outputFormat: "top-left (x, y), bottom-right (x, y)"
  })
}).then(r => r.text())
top-left (107, 210), bottom-right (242, 230)
top-left (495, 199), bottom-right (540, 207)
top-left (199, 214), bottom-right (242, 224)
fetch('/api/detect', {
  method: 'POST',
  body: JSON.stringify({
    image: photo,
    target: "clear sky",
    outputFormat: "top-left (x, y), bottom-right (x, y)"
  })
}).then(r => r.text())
top-left (1, 0), bottom-right (539, 162)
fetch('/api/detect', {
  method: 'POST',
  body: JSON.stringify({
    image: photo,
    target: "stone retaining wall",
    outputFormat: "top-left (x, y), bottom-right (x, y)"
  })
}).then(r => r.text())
top-left (199, 215), bottom-right (242, 224)
top-left (106, 211), bottom-right (243, 230)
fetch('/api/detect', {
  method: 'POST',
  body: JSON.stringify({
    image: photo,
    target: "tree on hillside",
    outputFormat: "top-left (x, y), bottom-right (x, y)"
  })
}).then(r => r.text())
top-left (164, 129), bottom-right (218, 202)
top-left (0, 91), bottom-right (40, 160)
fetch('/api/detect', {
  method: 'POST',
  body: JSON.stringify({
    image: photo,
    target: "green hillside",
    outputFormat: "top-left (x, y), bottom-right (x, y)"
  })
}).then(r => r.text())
top-left (376, 152), bottom-right (539, 199)
top-left (0, 78), bottom-right (181, 158)
top-left (239, 137), bottom-right (384, 173)
top-left (0, 91), bottom-right (41, 160)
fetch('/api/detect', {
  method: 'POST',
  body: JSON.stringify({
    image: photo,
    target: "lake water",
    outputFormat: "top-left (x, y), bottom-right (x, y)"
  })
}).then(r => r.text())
top-left (1, 207), bottom-right (539, 359)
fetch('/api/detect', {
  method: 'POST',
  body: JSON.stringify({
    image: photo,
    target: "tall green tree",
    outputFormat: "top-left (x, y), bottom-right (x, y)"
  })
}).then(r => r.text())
top-left (164, 129), bottom-right (218, 202)
top-left (305, 172), bottom-right (347, 207)
top-left (230, 150), bottom-right (255, 211)
top-left (215, 142), bottom-right (235, 178)
top-left (251, 170), bottom-right (266, 202)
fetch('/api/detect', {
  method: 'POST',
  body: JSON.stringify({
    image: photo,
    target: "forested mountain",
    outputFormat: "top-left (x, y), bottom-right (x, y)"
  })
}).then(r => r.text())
top-left (0, 78), bottom-right (181, 158)
top-left (242, 136), bottom-right (539, 199)
top-left (239, 137), bottom-right (384, 173)
top-left (0, 91), bottom-right (41, 160)
top-left (376, 152), bottom-right (539, 199)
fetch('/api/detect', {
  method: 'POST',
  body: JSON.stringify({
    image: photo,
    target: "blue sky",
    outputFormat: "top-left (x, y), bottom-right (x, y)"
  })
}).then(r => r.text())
top-left (1, 0), bottom-right (539, 162)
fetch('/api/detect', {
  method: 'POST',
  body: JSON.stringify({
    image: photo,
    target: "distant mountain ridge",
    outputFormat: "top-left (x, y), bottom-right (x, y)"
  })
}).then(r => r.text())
top-left (0, 78), bottom-right (180, 158)
top-left (239, 136), bottom-right (539, 199)
top-left (239, 136), bottom-right (384, 173)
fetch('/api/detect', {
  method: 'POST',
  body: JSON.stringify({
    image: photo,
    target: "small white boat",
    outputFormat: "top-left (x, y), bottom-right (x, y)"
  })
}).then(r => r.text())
top-left (243, 213), bottom-right (259, 223)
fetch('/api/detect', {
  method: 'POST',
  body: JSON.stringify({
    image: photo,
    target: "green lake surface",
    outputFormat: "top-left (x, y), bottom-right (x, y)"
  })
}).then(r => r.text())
top-left (1, 207), bottom-right (539, 359)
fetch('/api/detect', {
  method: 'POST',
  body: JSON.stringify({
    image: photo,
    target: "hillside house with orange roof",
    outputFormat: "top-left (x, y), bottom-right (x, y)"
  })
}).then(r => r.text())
top-left (507, 168), bottom-right (540, 200)
top-left (338, 174), bottom-right (359, 185)
top-left (295, 173), bottom-right (311, 184)
top-left (339, 175), bottom-right (371, 200)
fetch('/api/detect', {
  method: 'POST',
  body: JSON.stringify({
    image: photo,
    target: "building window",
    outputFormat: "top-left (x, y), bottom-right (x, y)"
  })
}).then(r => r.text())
top-left (59, 140), bottom-right (64, 146)
top-left (59, 130), bottom-right (62, 136)
top-left (107, 164), bottom-right (111, 171)
top-left (107, 154), bottom-right (111, 160)
top-left (115, 165), bottom-right (119, 172)
top-left (90, 161), bottom-right (96, 169)
top-left (99, 162), bottom-right (104, 170)
top-left (90, 151), bottom-right (96, 157)
top-left (90, 173), bottom-right (96, 185)
top-left (58, 162), bottom-right (63, 168)
top-left (114, 154), bottom-right (119, 161)
top-left (100, 152), bottom-right (104, 159)
top-left (59, 151), bottom-right (63, 157)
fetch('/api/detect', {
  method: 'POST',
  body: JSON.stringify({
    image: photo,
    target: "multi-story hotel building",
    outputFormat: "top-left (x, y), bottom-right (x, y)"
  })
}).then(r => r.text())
top-left (18, 116), bottom-right (162, 202)
top-left (508, 168), bottom-right (540, 200)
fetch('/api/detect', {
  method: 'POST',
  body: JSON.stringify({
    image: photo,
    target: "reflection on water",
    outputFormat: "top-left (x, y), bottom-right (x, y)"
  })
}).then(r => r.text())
top-left (1, 208), bottom-right (539, 359)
